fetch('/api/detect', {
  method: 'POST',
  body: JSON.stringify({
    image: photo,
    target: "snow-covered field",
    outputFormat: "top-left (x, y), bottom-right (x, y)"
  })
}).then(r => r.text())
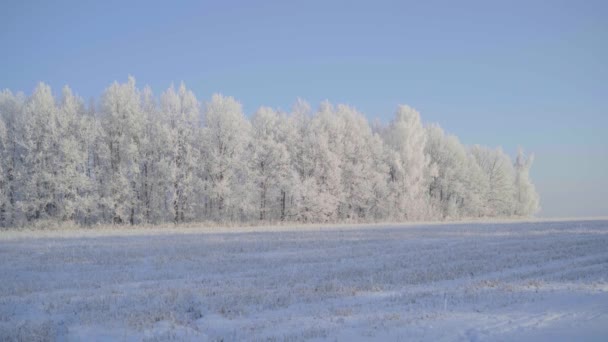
top-left (1, 220), bottom-right (607, 341)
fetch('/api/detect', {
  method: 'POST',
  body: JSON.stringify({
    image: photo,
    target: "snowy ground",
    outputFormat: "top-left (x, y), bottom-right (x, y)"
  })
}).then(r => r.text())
top-left (1, 220), bottom-right (607, 341)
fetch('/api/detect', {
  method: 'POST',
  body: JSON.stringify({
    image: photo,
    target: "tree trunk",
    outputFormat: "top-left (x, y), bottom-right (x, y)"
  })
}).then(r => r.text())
top-left (280, 190), bottom-right (286, 221)
top-left (260, 183), bottom-right (266, 221)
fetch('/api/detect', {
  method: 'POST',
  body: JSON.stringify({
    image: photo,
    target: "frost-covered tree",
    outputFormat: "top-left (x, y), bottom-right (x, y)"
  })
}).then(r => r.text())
top-left (470, 145), bottom-right (516, 216)
top-left (202, 94), bottom-right (251, 221)
top-left (250, 107), bottom-right (291, 221)
top-left (307, 101), bottom-right (342, 221)
top-left (426, 123), bottom-right (498, 219)
top-left (383, 105), bottom-right (433, 220)
top-left (99, 76), bottom-right (145, 224)
top-left (140, 86), bottom-right (173, 223)
top-left (161, 83), bottom-right (201, 223)
top-left (282, 100), bottom-right (342, 222)
top-left (56, 86), bottom-right (94, 222)
top-left (83, 104), bottom-right (109, 224)
top-left (0, 117), bottom-right (7, 225)
top-left (426, 124), bottom-right (469, 218)
top-left (513, 148), bottom-right (540, 216)
top-left (463, 153), bottom-right (489, 217)
top-left (19, 83), bottom-right (62, 221)
top-left (287, 98), bottom-right (314, 179)
top-left (335, 105), bottom-right (388, 220)
top-left (284, 99), bottom-right (313, 221)
top-left (275, 99), bottom-right (313, 221)
top-left (270, 112), bottom-right (301, 221)
top-left (0, 90), bottom-right (25, 226)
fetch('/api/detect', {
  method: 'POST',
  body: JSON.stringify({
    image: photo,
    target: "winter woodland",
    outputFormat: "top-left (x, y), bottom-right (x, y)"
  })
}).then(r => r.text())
top-left (0, 77), bottom-right (539, 227)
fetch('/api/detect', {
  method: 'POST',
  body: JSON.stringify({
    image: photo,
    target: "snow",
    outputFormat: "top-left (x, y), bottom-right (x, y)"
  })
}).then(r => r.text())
top-left (1, 219), bottom-right (607, 341)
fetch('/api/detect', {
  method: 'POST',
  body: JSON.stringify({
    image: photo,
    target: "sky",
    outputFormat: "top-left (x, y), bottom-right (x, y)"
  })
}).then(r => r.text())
top-left (1, 0), bottom-right (606, 217)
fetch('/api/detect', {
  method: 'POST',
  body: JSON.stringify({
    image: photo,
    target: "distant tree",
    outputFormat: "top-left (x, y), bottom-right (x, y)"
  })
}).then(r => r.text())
top-left (426, 124), bottom-right (498, 218)
top-left (513, 148), bottom-right (540, 216)
top-left (20, 83), bottom-right (61, 221)
top-left (140, 86), bottom-right (173, 223)
top-left (307, 101), bottom-right (342, 221)
top-left (383, 105), bottom-right (433, 220)
top-left (426, 124), bottom-right (469, 218)
top-left (161, 83), bottom-right (201, 223)
top-left (0, 90), bottom-right (25, 226)
top-left (99, 76), bottom-right (145, 224)
top-left (335, 105), bottom-right (388, 221)
top-left (470, 145), bottom-right (516, 216)
top-left (271, 111), bottom-right (300, 221)
top-left (250, 107), bottom-right (291, 221)
top-left (0, 116), bottom-right (7, 226)
top-left (56, 86), bottom-right (94, 222)
top-left (202, 94), bottom-right (251, 221)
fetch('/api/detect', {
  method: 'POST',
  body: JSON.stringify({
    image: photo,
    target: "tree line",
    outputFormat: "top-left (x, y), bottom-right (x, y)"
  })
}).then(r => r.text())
top-left (0, 77), bottom-right (539, 227)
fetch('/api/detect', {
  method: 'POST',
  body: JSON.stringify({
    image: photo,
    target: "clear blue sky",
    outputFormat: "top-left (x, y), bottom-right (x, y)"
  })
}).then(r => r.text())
top-left (1, 0), bottom-right (606, 217)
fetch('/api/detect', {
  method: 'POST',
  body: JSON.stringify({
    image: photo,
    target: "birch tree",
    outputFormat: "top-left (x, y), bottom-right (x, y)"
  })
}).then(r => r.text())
top-left (140, 86), bottom-right (172, 223)
top-left (335, 105), bottom-right (388, 220)
top-left (250, 107), bottom-right (291, 221)
top-left (426, 123), bottom-right (499, 218)
top-left (202, 94), bottom-right (251, 221)
top-left (0, 117), bottom-right (7, 226)
top-left (0, 90), bottom-right (25, 226)
top-left (513, 148), bottom-right (540, 216)
top-left (471, 145), bottom-right (516, 216)
top-left (57, 86), bottom-right (93, 222)
top-left (161, 83), bottom-right (201, 223)
top-left (20, 83), bottom-right (60, 221)
top-left (100, 76), bottom-right (145, 224)
top-left (383, 105), bottom-right (433, 220)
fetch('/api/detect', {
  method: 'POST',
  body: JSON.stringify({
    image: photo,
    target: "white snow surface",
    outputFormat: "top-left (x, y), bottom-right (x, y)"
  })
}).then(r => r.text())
top-left (1, 219), bottom-right (607, 341)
